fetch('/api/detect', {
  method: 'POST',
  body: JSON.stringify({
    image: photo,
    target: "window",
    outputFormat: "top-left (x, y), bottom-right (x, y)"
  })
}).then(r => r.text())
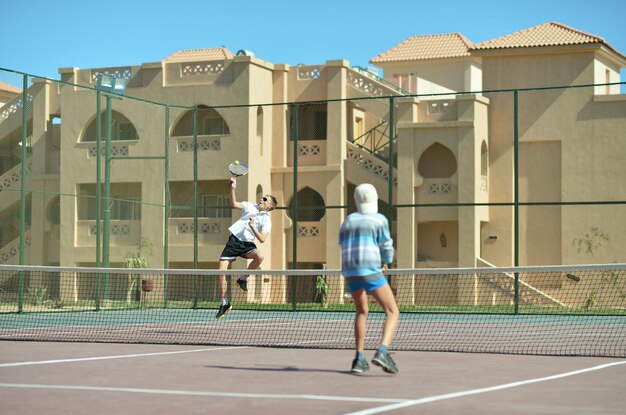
top-left (77, 184), bottom-right (141, 220)
top-left (118, 122), bottom-right (136, 140)
top-left (203, 116), bottom-right (229, 135)
top-left (418, 143), bottom-right (457, 178)
top-left (314, 111), bottom-right (327, 139)
top-left (289, 104), bottom-right (327, 141)
top-left (353, 116), bottom-right (364, 145)
top-left (111, 197), bottom-right (141, 220)
top-left (82, 111), bottom-right (138, 142)
top-left (481, 141), bottom-right (488, 176)
top-left (257, 107), bottom-right (264, 156)
top-left (392, 73), bottom-right (417, 93)
top-left (287, 187), bottom-right (325, 221)
top-left (171, 106), bottom-right (231, 137)
top-left (201, 194), bottom-right (230, 218)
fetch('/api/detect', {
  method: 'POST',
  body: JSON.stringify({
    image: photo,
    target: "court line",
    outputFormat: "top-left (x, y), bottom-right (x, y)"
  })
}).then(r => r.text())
top-left (0, 383), bottom-right (407, 404)
top-left (344, 360), bottom-right (626, 415)
top-left (0, 346), bottom-right (248, 368)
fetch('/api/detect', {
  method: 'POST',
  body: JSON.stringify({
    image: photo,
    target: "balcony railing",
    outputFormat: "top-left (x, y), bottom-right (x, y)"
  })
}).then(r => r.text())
top-left (0, 157), bottom-right (32, 193)
top-left (351, 66), bottom-right (410, 95)
top-left (174, 135), bottom-right (222, 152)
top-left (346, 67), bottom-right (405, 98)
top-left (0, 94), bottom-right (33, 123)
top-left (168, 217), bottom-right (231, 246)
top-left (0, 229), bottom-right (31, 264)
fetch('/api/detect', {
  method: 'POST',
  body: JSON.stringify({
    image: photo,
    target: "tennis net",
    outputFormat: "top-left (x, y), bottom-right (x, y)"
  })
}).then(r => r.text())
top-left (1, 263), bottom-right (625, 357)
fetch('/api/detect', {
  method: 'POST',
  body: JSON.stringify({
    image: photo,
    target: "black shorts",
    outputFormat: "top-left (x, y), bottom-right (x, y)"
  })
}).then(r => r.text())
top-left (219, 234), bottom-right (257, 261)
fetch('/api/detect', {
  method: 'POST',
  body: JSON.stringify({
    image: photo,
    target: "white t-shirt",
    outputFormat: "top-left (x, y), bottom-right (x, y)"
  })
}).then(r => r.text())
top-left (228, 201), bottom-right (272, 242)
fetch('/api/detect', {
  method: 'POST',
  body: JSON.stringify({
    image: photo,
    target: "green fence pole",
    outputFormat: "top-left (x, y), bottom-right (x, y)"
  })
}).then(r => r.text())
top-left (164, 106), bottom-right (170, 308)
top-left (388, 97), bottom-right (395, 223)
top-left (103, 95), bottom-right (112, 301)
top-left (291, 104), bottom-right (299, 311)
top-left (388, 97), bottom-right (395, 286)
top-left (95, 91), bottom-right (102, 310)
top-left (193, 107), bottom-right (199, 308)
top-left (17, 74), bottom-right (28, 313)
top-left (513, 90), bottom-right (520, 313)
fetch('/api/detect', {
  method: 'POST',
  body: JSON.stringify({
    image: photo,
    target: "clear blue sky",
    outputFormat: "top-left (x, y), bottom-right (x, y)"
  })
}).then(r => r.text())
top-left (2, 0), bottom-right (625, 91)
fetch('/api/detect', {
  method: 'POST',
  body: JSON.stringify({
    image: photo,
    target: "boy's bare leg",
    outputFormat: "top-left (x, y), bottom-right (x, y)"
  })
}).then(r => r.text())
top-left (245, 249), bottom-right (264, 271)
top-left (370, 284), bottom-right (399, 347)
top-left (218, 259), bottom-right (230, 301)
top-left (351, 289), bottom-right (369, 352)
top-left (238, 250), bottom-right (264, 293)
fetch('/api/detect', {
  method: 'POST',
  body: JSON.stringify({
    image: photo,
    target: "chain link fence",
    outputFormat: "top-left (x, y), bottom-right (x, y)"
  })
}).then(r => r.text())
top-left (1, 65), bottom-right (625, 311)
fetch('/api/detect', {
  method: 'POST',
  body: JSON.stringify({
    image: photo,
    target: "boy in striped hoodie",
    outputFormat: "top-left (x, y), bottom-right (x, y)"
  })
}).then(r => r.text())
top-left (339, 183), bottom-right (399, 374)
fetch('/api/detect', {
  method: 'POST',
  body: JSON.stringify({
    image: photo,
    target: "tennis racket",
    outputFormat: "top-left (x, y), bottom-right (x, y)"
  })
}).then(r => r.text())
top-left (228, 160), bottom-right (249, 177)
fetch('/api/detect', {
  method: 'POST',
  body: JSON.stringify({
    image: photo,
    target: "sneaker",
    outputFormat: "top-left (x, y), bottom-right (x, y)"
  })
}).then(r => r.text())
top-left (351, 358), bottom-right (370, 373)
top-left (236, 278), bottom-right (248, 293)
top-left (372, 349), bottom-right (399, 374)
top-left (215, 302), bottom-right (232, 319)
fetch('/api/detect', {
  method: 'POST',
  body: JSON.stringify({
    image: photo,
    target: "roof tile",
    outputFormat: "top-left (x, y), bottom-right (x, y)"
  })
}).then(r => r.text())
top-left (0, 81), bottom-right (22, 94)
top-left (370, 33), bottom-right (473, 63)
top-left (163, 47), bottom-right (234, 63)
top-left (473, 21), bottom-right (603, 50)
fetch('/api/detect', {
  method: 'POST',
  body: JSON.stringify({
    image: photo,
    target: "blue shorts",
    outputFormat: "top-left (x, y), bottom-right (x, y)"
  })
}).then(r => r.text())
top-left (347, 277), bottom-right (388, 293)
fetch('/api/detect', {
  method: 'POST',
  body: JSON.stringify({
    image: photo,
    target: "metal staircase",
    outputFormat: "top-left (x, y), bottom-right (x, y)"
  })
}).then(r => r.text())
top-left (345, 120), bottom-right (397, 195)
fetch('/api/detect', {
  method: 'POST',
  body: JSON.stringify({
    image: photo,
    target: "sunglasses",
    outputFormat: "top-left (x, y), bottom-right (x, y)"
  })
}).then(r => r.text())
top-left (262, 196), bottom-right (272, 206)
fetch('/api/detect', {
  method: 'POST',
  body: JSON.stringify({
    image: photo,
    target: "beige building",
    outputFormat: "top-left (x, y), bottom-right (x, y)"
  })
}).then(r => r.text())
top-left (1, 22), bottom-right (625, 305)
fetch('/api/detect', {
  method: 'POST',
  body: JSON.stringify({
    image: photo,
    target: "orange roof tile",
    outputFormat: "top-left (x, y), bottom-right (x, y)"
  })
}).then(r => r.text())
top-left (163, 47), bottom-right (234, 63)
top-left (0, 81), bottom-right (22, 94)
top-left (370, 33), bottom-right (474, 63)
top-left (475, 21), bottom-right (607, 50)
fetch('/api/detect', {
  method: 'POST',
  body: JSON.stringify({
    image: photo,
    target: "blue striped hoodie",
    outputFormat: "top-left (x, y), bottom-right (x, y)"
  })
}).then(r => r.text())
top-left (339, 212), bottom-right (394, 278)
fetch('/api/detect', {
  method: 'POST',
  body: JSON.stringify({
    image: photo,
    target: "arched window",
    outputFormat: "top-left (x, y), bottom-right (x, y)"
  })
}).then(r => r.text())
top-left (481, 140), bottom-right (488, 176)
top-left (172, 105), bottom-right (230, 136)
top-left (82, 111), bottom-right (138, 142)
top-left (418, 142), bottom-right (457, 178)
top-left (257, 106), bottom-right (264, 156)
top-left (287, 187), bottom-right (325, 221)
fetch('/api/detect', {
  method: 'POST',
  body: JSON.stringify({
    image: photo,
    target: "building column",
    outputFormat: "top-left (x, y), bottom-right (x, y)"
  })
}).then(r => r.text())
top-left (29, 80), bottom-right (52, 270)
top-left (325, 60), bottom-right (348, 302)
top-left (395, 98), bottom-right (419, 305)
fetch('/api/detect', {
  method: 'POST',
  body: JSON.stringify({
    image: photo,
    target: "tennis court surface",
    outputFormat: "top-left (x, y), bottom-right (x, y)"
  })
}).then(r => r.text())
top-left (1, 263), bottom-right (625, 413)
top-left (2, 341), bottom-right (625, 414)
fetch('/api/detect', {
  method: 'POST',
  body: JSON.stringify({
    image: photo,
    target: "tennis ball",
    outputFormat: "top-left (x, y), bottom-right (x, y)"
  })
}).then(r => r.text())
top-left (234, 160), bottom-right (239, 166)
